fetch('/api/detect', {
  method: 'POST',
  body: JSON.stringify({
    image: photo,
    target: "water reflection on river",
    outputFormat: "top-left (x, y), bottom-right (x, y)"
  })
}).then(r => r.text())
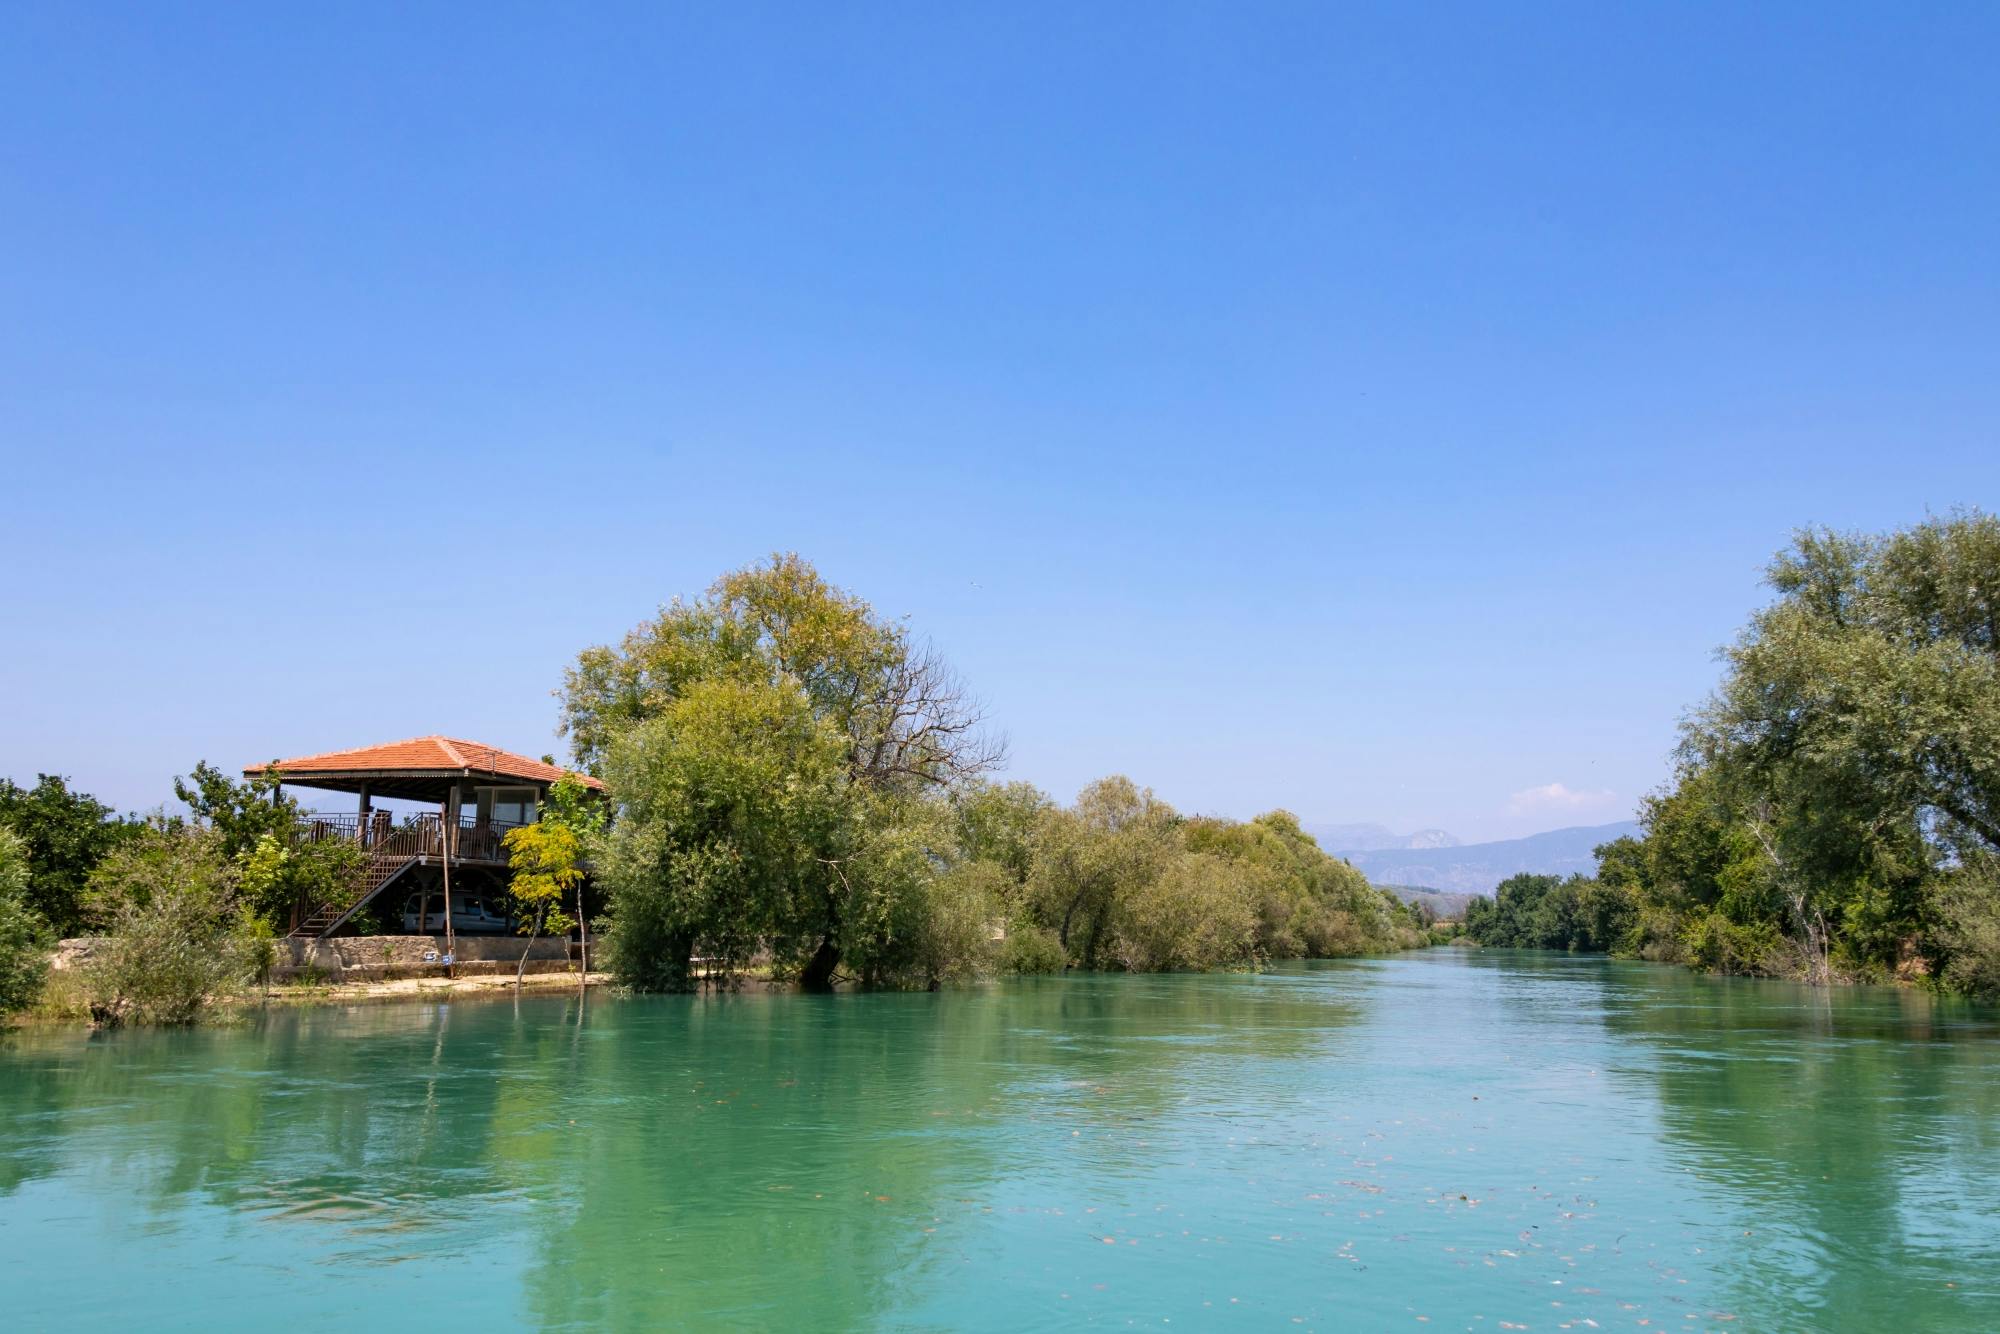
top-left (2, 952), bottom-right (1997, 1330)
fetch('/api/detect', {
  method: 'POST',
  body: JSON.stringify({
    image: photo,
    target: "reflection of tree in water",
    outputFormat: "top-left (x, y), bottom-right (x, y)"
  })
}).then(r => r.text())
top-left (0, 1003), bottom-right (540, 1225)
top-left (1599, 968), bottom-right (2000, 1327)
top-left (521, 975), bottom-right (1365, 1329)
top-left (0, 975), bottom-right (1367, 1325)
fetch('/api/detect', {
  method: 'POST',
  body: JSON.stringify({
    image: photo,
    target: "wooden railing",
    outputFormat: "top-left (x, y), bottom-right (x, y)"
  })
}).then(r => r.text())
top-left (292, 810), bottom-right (527, 862)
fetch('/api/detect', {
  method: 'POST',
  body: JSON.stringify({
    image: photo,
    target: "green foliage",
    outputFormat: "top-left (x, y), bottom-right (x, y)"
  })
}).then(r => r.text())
top-left (951, 781), bottom-right (1051, 884)
top-left (504, 799), bottom-right (586, 939)
top-left (80, 823), bottom-right (262, 1026)
top-left (0, 828), bottom-right (50, 1014)
top-left (1678, 910), bottom-right (1785, 977)
top-left (174, 761), bottom-right (293, 858)
top-left (887, 857), bottom-right (1006, 989)
top-left (237, 833), bottom-right (369, 927)
top-left (1933, 857), bottom-right (2000, 997)
top-left (1019, 784), bottom-right (1420, 972)
top-left (574, 558), bottom-right (1424, 992)
top-left (573, 555), bottom-right (1003, 991)
top-left (176, 762), bottom-right (370, 929)
top-left (999, 921), bottom-right (1067, 974)
top-left (1463, 871), bottom-right (1641, 954)
top-left (1025, 777), bottom-right (1181, 968)
top-left (1104, 852), bottom-right (1261, 972)
top-left (597, 675), bottom-right (855, 990)
top-left (503, 772), bottom-right (600, 984)
top-left (1682, 512), bottom-right (2000, 976)
top-left (0, 773), bottom-right (140, 937)
top-left (1472, 511), bottom-right (2000, 994)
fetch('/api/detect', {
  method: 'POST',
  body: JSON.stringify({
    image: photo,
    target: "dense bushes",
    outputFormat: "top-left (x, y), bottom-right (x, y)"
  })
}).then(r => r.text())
top-left (77, 824), bottom-right (269, 1026)
top-left (0, 763), bottom-right (361, 1025)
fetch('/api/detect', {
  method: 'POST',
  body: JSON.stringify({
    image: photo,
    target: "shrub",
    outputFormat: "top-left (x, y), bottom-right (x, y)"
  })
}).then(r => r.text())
top-left (80, 824), bottom-right (260, 1026)
top-left (238, 832), bottom-right (368, 929)
top-left (1680, 909), bottom-right (1784, 976)
top-left (999, 922), bottom-right (1067, 974)
top-left (1107, 853), bottom-right (1260, 972)
top-left (902, 860), bottom-right (1005, 987)
top-left (1628, 905), bottom-right (1688, 963)
top-left (1935, 861), bottom-right (2000, 997)
top-left (1300, 906), bottom-right (1370, 958)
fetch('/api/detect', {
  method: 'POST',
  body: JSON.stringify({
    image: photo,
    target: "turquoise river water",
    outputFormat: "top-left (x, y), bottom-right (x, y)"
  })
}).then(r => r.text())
top-left (3, 951), bottom-right (1998, 1330)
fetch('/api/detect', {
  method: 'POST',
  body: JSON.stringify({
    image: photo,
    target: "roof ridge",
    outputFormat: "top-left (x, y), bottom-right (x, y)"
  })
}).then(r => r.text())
top-left (434, 737), bottom-right (467, 767)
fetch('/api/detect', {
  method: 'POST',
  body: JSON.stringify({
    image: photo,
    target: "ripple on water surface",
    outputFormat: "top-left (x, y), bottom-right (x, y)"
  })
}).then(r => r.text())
top-left (2, 954), bottom-right (1999, 1330)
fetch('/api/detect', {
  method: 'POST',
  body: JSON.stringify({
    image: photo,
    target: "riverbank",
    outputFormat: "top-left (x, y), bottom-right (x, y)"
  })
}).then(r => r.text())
top-left (256, 969), bottom-right (613, 1006)
top-left (14, 965), bottom-right (615, 1026)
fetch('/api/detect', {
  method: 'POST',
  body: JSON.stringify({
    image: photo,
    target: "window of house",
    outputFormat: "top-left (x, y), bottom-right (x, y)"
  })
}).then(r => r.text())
top-left (481, 787), bottom-right (538, 825)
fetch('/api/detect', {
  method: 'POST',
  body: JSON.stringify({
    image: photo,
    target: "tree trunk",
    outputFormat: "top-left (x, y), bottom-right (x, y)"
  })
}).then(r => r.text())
top-left (799, 936), bottom-right (841, 991)
top-left (517, 908), bottom-right (543, 989)
top-left (654, 929), bottom-right (698, 992)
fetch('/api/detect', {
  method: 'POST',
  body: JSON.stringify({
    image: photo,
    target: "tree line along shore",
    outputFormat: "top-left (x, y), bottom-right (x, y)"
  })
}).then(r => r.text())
top-left (4, 510), bottom-right (1997, 1026)
top-left (0, 554), bottom-right (1437, 1026)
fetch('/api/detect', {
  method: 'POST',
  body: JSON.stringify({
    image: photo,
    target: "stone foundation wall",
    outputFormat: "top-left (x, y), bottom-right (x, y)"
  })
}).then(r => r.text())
top-left (51, 937), bottom-right (108, 971)
top-left (54, 934), bottom-right (577, 986)
top-left (272, 934), bottom-right (572, 982)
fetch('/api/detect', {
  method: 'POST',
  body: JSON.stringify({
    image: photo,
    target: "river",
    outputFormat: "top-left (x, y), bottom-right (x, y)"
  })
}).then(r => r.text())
top-left (2, 951), bottom-right (1997, 1330)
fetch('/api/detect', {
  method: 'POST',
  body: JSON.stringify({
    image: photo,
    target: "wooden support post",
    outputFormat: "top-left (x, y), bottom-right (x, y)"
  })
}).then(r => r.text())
top-left (442, 785), bottom-right (459, 976)
top-left (577, 878), bottom-right (589, 992)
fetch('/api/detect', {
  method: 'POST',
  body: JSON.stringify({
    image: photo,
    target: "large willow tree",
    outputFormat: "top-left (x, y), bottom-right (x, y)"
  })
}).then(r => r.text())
top-left (1666, 510), bottom-right (2000, 980)
top-left (563, 555), bottom-right (1002, 990)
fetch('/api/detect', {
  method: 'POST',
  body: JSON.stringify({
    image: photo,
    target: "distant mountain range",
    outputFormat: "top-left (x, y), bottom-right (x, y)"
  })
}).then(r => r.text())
top-left (1329, 820), bottom-right (1643, 896)
top-left (1304, 822), bottom-right (1460, 852)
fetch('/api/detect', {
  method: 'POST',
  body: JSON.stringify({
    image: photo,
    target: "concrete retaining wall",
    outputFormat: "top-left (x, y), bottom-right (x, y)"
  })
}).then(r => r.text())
top-left (53, 934), bottom-right (577, 986)
top-left (272, 934), bottom-right (572, 983)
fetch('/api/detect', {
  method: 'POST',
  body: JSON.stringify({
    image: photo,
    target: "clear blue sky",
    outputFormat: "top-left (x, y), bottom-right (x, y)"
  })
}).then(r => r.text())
top-left (4, 3), bottom-right (1996, 842)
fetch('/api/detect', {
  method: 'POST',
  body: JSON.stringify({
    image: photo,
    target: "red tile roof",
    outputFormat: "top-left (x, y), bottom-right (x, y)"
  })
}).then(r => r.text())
top-left (247, 736), bottom-right (603, 789)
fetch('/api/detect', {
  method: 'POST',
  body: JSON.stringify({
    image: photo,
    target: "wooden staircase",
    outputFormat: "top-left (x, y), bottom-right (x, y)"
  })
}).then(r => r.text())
top-left (289, 848), bottom-right (422, 938)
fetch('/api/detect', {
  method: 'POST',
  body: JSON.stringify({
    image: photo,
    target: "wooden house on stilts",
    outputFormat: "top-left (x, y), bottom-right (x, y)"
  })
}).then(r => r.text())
top-left (246, 736), bottom-right (601, 939)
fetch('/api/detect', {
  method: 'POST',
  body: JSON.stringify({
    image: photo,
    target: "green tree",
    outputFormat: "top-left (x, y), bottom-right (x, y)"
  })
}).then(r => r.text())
top-left (1105, 852), bottom-right (1261, 971)
top-left (1668, 513), bottom-right (2000, 979)
top-left (502, 777), bottom-right (591, 987)
top-left (1934, 855), bottom-right (2000, 996)
top-left (0, 774), bottom-right (139, 936)
top-left (1024, 777), bottom-right (1180, 968)
top-left (176, 761), bottom-right (367, 929)
top-left (596, 676), bottom-right (853, 990)
top-left (174, 761), bottom-right (294, 858)
top-left (567, 555), bottom-right (1002, 990)
top-left (0, 827), bottom-right (49, 1015)
top-left (951, 781), bottom-right (1052, 886)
